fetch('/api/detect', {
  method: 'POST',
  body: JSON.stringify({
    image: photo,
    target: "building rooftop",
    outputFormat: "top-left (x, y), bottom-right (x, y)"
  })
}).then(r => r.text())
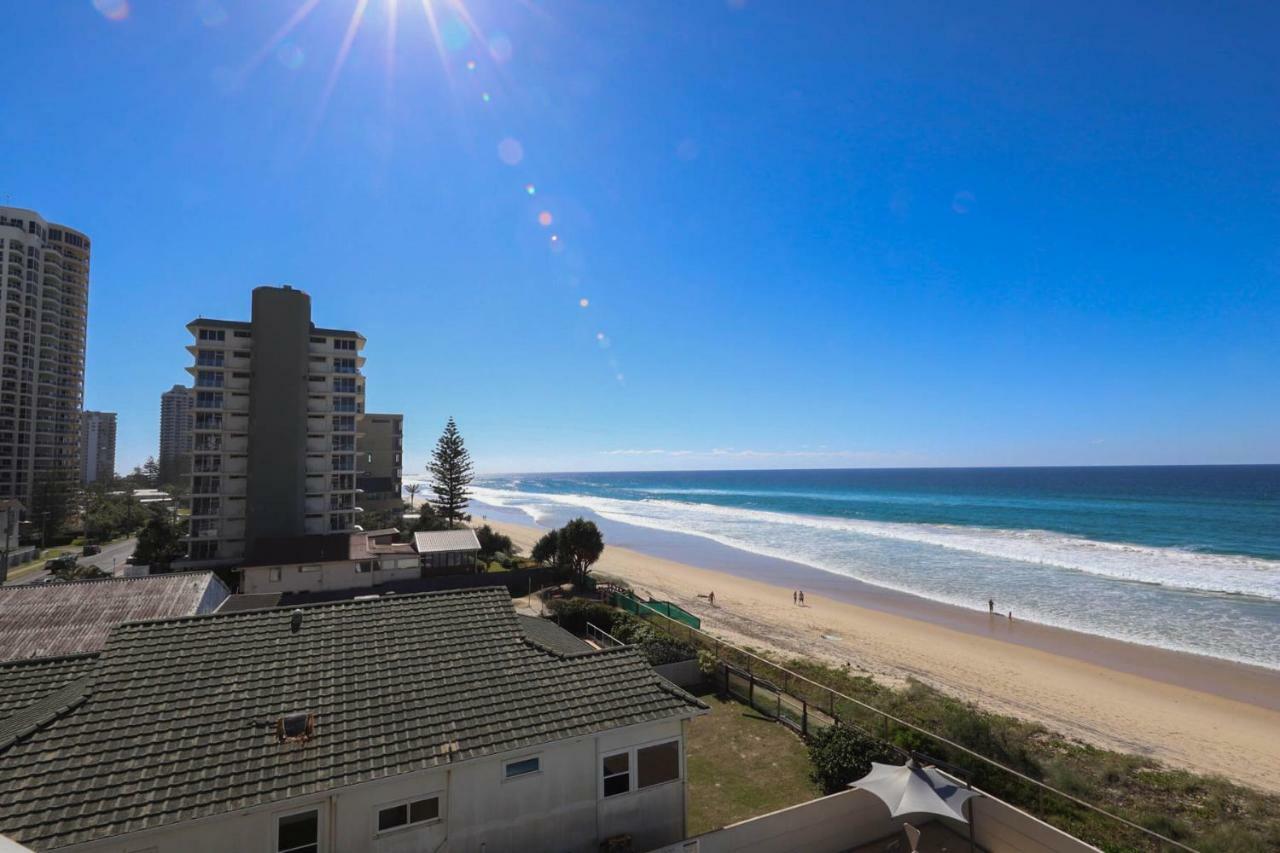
top-left (0, 574), bottom-right (230, 663)
top-left (185, 317), bottom-right (364, 339)
top-left (0, 588), bottom-right (704, 850)
top-left (517, 614), bottom-right (594, 655)
top-left (413, 528), bottom-right (482, 554)
top-left (214, 593), bottom-right (283, 613)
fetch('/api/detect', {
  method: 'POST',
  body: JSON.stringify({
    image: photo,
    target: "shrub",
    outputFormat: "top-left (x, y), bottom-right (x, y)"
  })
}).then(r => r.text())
top-left (807, 724), bottom-right (895, 795)
top-left (547, 598), bottom-right (618, 635)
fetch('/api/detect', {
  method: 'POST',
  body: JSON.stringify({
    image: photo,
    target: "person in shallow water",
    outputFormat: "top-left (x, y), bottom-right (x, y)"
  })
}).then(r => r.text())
top-left (989, 599), bottom-right (995, 614)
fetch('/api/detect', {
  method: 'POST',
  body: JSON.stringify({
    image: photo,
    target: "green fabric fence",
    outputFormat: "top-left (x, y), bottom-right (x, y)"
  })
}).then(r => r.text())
top-left (611, 592), bottom-right (701, 630)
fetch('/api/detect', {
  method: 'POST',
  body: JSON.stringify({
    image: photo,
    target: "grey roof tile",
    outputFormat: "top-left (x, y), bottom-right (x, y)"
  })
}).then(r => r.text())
top-left (0, 587), bottom-right (704, 850)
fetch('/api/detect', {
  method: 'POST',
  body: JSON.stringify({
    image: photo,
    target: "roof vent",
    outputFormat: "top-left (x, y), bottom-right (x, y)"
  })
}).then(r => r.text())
top-left (277, 712), bottom-right (316, 743)
top-left (290, 609), bottom-right (304, 633)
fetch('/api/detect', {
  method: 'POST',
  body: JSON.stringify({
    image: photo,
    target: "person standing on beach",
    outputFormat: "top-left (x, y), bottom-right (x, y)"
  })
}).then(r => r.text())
top-left (799, 590), bottom-right (805, 605)
top-left (1008, 611), bottom-right (1014, 622)
top-left (709, 591), bottom-right (715, 606)
top-left (792, 590), bottom-right (797, 605)
top-left (989, 599), bottom-right (994, 614)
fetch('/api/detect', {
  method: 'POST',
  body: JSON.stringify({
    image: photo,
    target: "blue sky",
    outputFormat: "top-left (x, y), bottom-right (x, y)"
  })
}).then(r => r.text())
top-left (3, 1), bottom-right (1277, 474)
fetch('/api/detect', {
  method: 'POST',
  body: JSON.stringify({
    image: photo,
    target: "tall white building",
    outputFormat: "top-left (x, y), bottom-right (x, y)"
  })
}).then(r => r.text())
top-left (184, 286), bottom-right (365, 564)
top-left (0, 207), bottom-right (89, 506)
top-left (79, 410), bottom-right (116, 484)
top-left (158, 384), bottom-right (192, 486)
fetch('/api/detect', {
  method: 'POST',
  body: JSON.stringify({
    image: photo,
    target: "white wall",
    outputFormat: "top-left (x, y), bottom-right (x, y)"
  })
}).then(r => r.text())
top-left (61, 720), bottom-right (690, 853)
top-left (241, 561), bottom-right (420, 594)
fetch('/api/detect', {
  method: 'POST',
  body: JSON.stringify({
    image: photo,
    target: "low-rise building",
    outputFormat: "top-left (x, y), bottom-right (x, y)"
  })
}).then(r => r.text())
top-left (413, 528), bottom-right (482, 573)
top-left (0, 588), bottom-right (706, 852)
top-left (238, 530), bottom-right (421, 594)
top-left (0, 573), bottom-right (229, 662)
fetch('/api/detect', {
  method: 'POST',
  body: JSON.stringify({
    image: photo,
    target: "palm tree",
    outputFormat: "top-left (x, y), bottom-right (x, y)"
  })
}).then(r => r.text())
top-left (403, 481), bottom-right (421, 508)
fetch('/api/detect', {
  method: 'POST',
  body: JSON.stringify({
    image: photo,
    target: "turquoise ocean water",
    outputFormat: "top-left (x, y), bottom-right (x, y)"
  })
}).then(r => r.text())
top-left (471, 466), bottom-right (1280, 669)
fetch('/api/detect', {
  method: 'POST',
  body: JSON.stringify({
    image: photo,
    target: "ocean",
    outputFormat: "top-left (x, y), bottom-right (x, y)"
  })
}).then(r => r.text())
top-left (469, 466), bottom-right (1280, 670)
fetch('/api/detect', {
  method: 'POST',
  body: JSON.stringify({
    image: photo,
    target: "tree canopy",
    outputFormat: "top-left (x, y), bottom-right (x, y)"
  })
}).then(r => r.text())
top-left (475, 524), bottom-right (517, 557)
top-left (132, 509), bottom-right (186, 568)
top-left (427, 418), bottom-right (473, 527)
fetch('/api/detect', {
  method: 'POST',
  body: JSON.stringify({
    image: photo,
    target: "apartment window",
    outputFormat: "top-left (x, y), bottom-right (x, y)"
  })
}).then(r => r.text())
top-left (194, 392), bottom-right (223, 410)
top-left (334, 338), bottom-right (356, 351)
top-left (197, 328), bottom-right (225, 342)
top-left (332, 415), bottom-right (355, 432)
top-left (192, 476), bottom-right (220, 493)
top-left (299, 564), bottom-right (321, 573)
top-left (277, 809), bottom-right (319, 853)
top-left (233, 330), bottom-right (251, 338)
top-left (330, 473), bottom-right (354, 490)
top-left (333, 377), bottom-right (356, 393)
top-left (191, 497), bottom-right (220, 516)
top-left (504, 756), bottom-right (540, 779)
top-left (355, 560), bottom-right (375, 574)
top-left (196, 350), bottom-right (224, 367)
top-left (194, 412), bottom-right (222, 430)
top-left (269, 567), bottom-right (282, 582)
top-left (602, 741), bottom-right (680, 798)
top-left (333, 396), bottom-right (357, 413)
top-left (331, 436), bottom-right (354, 452)
top-left (196, 370), bottom-right (223, 388)
top-left (193, 434), bottom-right (222, 451)
top-left (602, 752), bottom-right (630, 797)
top-left (334, 357), bottom-right (357, 374)
top-left (376, 797), bottom-right (439, 833)
top-left (233, 350), bottom-right (249, 358)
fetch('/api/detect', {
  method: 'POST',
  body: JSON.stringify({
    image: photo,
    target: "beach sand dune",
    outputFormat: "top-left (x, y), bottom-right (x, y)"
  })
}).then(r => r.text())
top-left (481, 517), bottom-right (1280, 792)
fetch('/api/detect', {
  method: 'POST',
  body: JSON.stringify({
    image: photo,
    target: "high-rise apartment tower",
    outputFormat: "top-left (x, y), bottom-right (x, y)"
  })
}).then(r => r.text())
top-left (0, 207), bottom-right (89, 506)
top-left (184, 286), bottom-right (365, 563)
top-left (79, 411), bottom-right (116, 484)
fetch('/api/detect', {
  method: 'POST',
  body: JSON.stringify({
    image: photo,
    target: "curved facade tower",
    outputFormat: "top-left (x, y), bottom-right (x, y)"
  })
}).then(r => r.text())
top-left (0, 207), bottom-right (89, 507)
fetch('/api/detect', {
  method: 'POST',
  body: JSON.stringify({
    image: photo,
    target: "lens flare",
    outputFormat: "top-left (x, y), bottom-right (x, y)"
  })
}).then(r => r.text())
top-left (497, 137), bottom-right (524, 165)
top-left (277, 42), bottom-right (305, 70)
top-left (537, 211), bottom-right (553, 227)
top-left (92, 0), bottom-right (130, 21)
top-left (524, 183), bottom-right (536, 196)
top-left (465, 59), bottom-right (477, 71)
top-left (481, 92), bottom-right (491, 102)
top-left (488, 33), bottom-right (513, 63)
top-left (579, 298), bottom-right (589, 308)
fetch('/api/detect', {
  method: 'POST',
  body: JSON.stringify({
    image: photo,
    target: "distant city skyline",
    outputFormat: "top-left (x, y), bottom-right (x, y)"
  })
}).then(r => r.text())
top-left (3, 2), bottom-right (1277, 475)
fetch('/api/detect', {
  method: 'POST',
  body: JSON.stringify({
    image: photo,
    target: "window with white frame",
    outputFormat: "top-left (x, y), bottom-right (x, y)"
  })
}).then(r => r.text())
top-left (268, 567), bottom-right (281, 582)
top-left (376, 796), bottom-right (440, 833)
top-left (601, 740), bottom-right (681, 798)
top-left (504, 756), bottom-right (540, 779)
top-left (277, 809), bottom-right (319, 853)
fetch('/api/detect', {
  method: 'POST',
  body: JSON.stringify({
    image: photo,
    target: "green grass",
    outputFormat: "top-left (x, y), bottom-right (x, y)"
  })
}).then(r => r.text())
top-left (685, 692), bottom-right (822, 836)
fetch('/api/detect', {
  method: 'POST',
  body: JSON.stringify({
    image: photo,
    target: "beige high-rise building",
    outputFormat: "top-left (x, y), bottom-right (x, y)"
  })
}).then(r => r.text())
top-left (0, 207), bottom-right (89, 506)
top-left (183, 286), bottom-right (365, 564)
top-left (158, 384), bottom-right (192, 486)
top-left (356, 413), bottom-right (404, 515)
top-left (79, 410), bottom-right (116, 484)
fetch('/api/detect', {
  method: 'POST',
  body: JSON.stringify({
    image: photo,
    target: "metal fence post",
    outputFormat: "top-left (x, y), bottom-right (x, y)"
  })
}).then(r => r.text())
top-left (802, 700), bottom-right (808, 737)
top-left (749, 672), bottom-right (755, 708)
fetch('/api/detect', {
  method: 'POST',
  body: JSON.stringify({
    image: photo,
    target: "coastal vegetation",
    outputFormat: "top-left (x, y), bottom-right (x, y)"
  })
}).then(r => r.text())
top-left (532, 517), bottom-right (605, 582)
top-left (426, 416), bottom-right (474, 527)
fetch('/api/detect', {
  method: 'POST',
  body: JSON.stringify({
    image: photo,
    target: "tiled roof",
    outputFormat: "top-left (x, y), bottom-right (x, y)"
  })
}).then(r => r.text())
top-left (517, 615), bottom-right (593, 655)
top-left (0, 573), bottom-right (230, 662)
top-left (0, 655), bottom-right (98, 719)
top-left (0, 588), bottom-right (705, 850)
top-left (413, 528), bottom-right (481, 553)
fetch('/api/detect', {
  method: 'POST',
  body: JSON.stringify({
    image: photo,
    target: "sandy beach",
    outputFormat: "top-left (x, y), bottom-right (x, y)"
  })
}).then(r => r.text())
top-left (479, 516), bottom-right (1280, 793)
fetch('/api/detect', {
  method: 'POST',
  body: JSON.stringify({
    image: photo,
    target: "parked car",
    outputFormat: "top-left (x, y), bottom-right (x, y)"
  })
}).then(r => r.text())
top-left (82, 544), bottom-right (102, 556)
top-left (47, 554), bottom-right (79, 572)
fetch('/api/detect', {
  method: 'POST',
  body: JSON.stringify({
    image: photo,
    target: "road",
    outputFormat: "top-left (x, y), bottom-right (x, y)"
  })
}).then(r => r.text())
top-left (4, 537), bottom-right (137, 585)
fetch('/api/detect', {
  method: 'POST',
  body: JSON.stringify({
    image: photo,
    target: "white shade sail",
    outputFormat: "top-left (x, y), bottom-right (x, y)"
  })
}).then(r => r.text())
top-left (851, 760), bottom-right (982, 823)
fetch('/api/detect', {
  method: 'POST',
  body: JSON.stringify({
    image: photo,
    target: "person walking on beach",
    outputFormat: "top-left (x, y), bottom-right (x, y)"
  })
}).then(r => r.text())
top-left (988, 598), bottom-right (994, 614)
top-left (1008, 611), bottom-right (1014, 622)
top-left (793, 590), bottom-right (797, 605)
top-left (708, 591), bottom-right (715, 606)
top-left (798, 590), bottom-right (805, 606)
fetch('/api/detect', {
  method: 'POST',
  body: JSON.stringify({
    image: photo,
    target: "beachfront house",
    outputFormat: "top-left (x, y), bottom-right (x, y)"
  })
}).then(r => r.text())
top-left (413, 528), bottom-right (482, 573)
top-left (238, 530), bottom-right (421, 594)
top-left (0, 588), bottom-right (706, 853)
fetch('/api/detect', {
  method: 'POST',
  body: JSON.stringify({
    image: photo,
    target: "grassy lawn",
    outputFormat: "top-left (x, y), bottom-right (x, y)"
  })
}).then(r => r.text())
top-left (685, 691), bottom-right (822, 836)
